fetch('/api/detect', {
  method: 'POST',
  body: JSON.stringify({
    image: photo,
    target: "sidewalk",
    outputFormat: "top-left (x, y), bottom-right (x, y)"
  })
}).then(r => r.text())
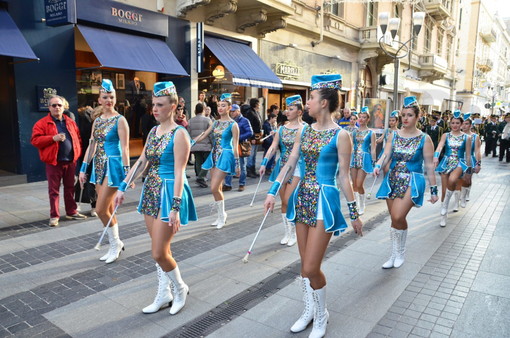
top-left (0, 157), bottom-right (508, 337)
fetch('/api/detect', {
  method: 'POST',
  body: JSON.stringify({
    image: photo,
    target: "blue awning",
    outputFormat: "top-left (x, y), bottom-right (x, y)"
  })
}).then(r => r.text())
top-left (205, 36), bottom-right (282, 90)
top-left (77, 25), bottom-right (188, 76)
top-left (0, 9), bottom-right (38, 60)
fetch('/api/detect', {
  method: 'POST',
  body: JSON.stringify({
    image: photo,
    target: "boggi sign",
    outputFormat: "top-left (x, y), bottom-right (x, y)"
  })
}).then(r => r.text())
top-left (111, 7), bottom-right (143, 25)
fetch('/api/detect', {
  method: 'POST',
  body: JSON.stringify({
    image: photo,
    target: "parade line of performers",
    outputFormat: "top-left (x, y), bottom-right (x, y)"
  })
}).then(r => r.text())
top-left (32, 75), bottom-right (506, 338)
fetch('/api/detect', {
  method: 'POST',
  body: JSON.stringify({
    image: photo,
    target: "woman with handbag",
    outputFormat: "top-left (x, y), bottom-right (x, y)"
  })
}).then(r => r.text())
top-left (260, 95), bottom-right (305, 247)
top-left (194, 94), bottom-right (240, 229)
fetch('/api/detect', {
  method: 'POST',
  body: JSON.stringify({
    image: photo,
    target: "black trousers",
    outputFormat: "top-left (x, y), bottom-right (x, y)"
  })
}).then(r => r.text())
top-left (499, 139), bottom-right (510, 162)
top-left (485, 138), bottom-right (497, 156)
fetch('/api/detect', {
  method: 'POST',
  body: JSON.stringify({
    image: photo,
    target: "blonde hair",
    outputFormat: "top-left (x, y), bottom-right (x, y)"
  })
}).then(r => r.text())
top-left (93, 106), bottom-right (103, 119)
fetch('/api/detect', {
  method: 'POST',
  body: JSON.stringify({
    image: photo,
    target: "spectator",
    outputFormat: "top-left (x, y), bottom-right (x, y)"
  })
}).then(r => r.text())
top-left (224, 104), bottom-right (253, 191)
top-left (262, 113), bottom-right (277, 174)
top-left (245, 98), bottom-right (263, 178)
top-left (31, 95), bottom-right (86, 226)
top-left (188, 103), bottom-right (213, 187)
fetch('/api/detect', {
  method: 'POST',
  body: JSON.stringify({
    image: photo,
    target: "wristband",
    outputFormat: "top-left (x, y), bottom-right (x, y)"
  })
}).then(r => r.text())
top-left (268, 181), bottom-right (281, 196)
top-left (261, 158), bottom-right (268, 166)
top-left (123, 166), bottom-right (130, 177)
top-left (475, 160), bottom-right (481, 166)
top-left (430, 185), bottom-right (438, 196)
top-left (80, 162), bottom-right (88, 173)
top-left (171, 197), bottom-right (182, 212)
top-left (434, 152), bottom-right (440, 158)
top-left (190, 139), bottom-right (196, 147)
top-left (374, 164), bottom-right (381, 169)
top-left (118, 181), bottom-right (128, 192)
top-left (346, 200), bottom-right (359, 221)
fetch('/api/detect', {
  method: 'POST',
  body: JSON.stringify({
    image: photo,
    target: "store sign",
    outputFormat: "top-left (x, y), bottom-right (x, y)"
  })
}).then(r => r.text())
top-left (37, 86), bottom-right (61, 112)
top-left (197, 22), bottom-right (204, 73)
top-left (44, 0), bottom-right (76, 26)
top-left (275, 62), bottom-right (301, 80)
top-left (77, 0), bottom-right (168, 37)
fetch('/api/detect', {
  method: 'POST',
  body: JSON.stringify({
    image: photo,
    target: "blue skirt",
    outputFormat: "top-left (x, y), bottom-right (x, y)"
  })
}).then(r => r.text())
top-left (287, 184), bottom-right (348, 237)
top-left (376, 171), bottom-right (426, 207)
top-left (202, 149), bottom-right (236, 175)
top-left (90, 155), bottom-right (125, 187)
top-left (137, 178), bottom-right (197, 225)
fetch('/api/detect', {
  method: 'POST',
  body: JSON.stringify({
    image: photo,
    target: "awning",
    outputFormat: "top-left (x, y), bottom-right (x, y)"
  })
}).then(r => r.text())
top-left (205, 36), bottom-right (282, 90)
top-left (77, 25), bottom-right (188, 76)
top-left (0, 9), bottom-right (38, 60)
top-left (420, 88), bottom-right (449, 107)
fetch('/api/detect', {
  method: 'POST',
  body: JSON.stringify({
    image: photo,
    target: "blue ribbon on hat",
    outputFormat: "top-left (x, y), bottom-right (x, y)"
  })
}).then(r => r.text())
top-left (453, 110), bottom-right (461, 119)
top-left (351, 110), bottom-right (358, 116)
top-left (101, 79), bottom-right (115, 93)
top-left (311, 74), bottom-right (342, 90)
top-left (220, 93), bottom-right (232, 103)
top-left (360, 106), bottom-right (369, 114)
top-left (153, 81), bottom-right (177, 97)
top-left (463, 112), bottom-right (471, 120)
top-left (403, 96), bottom-right (418, 108)
top-left (285, 95), bottom-right (303, 107)
top-left (390, 110), bottom-right (400, 118)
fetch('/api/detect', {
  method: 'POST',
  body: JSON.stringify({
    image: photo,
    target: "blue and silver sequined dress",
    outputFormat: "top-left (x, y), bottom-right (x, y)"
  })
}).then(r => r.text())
top-left (469, 133), bottom-right (478, 166)
top-left (90, 115), bottom-right (125, 187)
top-left (376, 132), bottom-right (427, 207)
top-left (435, 133), bottom-right (469, 175)
top-left (269, 125), bottom-right (300, 183)
top-left (350, 129), bottom-right (374, 173)
top-left (287, 125), bottom-right (348, 236)
top-left (344, 126), bottom-right (358, 135)
top-left (202, 120), bottom-right (236, 175)
top-left (138, 126), bottom-right (197, 225)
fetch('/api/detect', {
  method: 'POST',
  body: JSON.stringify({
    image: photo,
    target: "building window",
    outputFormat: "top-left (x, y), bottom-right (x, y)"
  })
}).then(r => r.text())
top-left (326, 1), bottom-right (344, 18)
top-left (458, 8), bottom-right (462, 30)
top-left (366, 2), bottom-right (377, 26)
top-left (437, 28), bottom-right (443, 56)
top-left (424, 19), bottom-right (433, 53)
top-left (446, 35), bottom-right (453, 63)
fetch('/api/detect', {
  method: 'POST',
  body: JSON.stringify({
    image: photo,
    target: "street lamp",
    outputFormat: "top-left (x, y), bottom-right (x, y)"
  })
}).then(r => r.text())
top-left (378, 11), bottom-right (425, 110)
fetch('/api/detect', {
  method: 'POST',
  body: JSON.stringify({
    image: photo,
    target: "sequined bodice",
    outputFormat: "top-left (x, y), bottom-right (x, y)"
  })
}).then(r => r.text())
top-left (212, 120), bottom-right (234, 149)
top-left (354, 129), bottom-right (370, 153)
top-left (93, 115), bottom-right (121, 160)
top-left (446, 133), bottom-right (466, 159)
top-left (392, 133), bottom-right (423, 173)
top-left (280, 126), bottom-right (299, 165)
top-left (301, 127), bottom-right (339, 182)
top-left (145, 127), bottom-right (175, 178)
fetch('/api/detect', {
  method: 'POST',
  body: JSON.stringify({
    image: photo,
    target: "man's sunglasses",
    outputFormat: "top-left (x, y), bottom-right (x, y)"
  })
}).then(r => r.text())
top-left (51, 104), bottom-right (63, 108)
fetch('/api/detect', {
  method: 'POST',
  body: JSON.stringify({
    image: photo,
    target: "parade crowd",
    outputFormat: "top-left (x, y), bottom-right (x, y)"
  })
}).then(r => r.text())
top-left (29, 75), bottom-right (510, 338)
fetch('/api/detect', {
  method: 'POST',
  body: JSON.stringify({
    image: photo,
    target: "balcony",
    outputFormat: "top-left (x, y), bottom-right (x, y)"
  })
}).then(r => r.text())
top-left (479, 27), bottom-right (497, 44)
top-left (424, 0), bottom-right (451, 20)
top-left (477, 58), bottom-right (493, 72)
top-left (419, 54), bottom-right (448, 81)
top-left (176, 0), bottom-right (292, 36)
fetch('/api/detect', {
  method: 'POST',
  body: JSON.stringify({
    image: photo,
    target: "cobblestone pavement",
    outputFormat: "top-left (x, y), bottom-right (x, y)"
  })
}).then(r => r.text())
top-left (0, 158), bottom-right (509, 338)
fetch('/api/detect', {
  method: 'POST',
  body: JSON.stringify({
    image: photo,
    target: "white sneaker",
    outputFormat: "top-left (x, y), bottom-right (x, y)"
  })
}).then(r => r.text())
top-left (90, 208), bottom-right (97, 217)
top-left (49, 217), bottom-right (59, 227)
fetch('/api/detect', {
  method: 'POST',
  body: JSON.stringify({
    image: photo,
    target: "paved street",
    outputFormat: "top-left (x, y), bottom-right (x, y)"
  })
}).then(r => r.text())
top-left (0, 157), bottom-right (509, 338)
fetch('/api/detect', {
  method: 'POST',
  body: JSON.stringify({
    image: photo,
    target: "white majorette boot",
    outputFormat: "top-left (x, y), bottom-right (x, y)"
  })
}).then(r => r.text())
top-left (309, 285), bottom-right (329, 338)
top-left (104, 224), bottom-right (124, 264)
top-left (215, 200), bottom-right (227, 229)
top-left (359, 193), bottom-right (366, 215)
top-left (165, 265), bottom-right (189, 315)
top-left (452, 190), bottom-right (460, 212)
top-left (440, 214), bottom-right (447, 227)
top-left (465, 187), bottom-right (471, 201)
top-left (460, 186), bottom-right (468, 208)
top-left (290, 277), bottom-right (314, 333)
top-left (280, 213), bottom-right (290, 245)
top-left (99, 226), bottom-right (113, 261)
top-left (142, 263), bottom-right (173, 314)
top-left (354, 192), bottom-right (360, 207)
top-left (440, 189), bottom-right (454, 216)
top-left (382, 227), bottom-right (398, 269)
top-left (393, 229), bottom-right (407, 268)
top-left (287, 221), bottom-right (297, 247)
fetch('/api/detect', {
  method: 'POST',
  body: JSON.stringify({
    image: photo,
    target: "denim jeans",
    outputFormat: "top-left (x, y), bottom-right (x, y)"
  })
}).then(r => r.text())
top-left (247, 144), bottom-right (259, 168)
top-left (224, 157), bottom-right (247, 187)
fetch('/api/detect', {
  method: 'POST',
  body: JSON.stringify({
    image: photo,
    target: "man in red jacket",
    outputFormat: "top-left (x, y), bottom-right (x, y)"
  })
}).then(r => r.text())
top-left (31, 95), bottom-right (87, 226)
